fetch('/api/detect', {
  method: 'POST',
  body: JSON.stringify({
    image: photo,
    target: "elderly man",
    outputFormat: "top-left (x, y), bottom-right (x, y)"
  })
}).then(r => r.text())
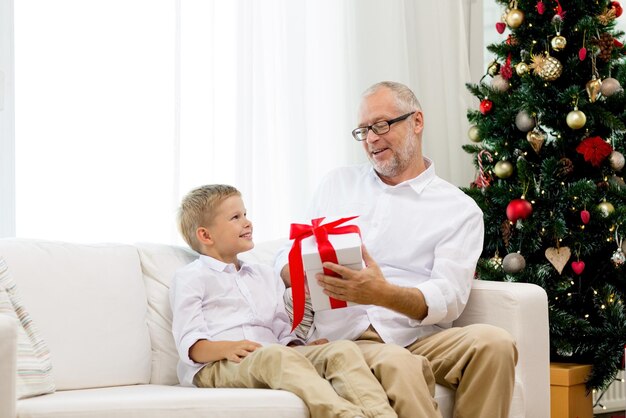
top-left (276, 81), bottom-right (517, 418)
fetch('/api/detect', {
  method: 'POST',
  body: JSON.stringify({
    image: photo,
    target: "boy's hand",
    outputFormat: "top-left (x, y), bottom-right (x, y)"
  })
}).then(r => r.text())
top-left (307, 338), bottom-right (328, 346)
top-left (221, 340), bottom-right (262, 363)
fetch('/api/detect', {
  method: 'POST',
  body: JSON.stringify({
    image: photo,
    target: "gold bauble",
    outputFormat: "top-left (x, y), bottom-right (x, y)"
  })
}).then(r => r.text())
top-left (598, 201), bottom-right (615, 217)
top-left (550, 35), bottom-right (567, 51)
top-left (531, 54), bottom-right (563, 81)
top-left (515, 62), bottom-right (529, 76)
top-left (586, 78), bottom-right (602, 103)
top-left (566, 109), bottom-right (586, 130)
top-left (487, 60), bottom-right (500, 77)
top-left (506, 9), bottom-right (525, 28)
top-left (468, 125), bottom-right (481, 143)
top-left (494, 160), bottom-right (514, 179)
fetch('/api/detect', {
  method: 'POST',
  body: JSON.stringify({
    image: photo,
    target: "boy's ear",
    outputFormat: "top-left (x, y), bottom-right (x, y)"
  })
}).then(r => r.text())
top-left (196, 227), bottom-right (213, 246)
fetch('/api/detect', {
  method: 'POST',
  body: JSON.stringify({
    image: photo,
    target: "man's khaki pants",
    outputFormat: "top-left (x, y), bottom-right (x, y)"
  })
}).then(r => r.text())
top-left (194, 340), bottom-right (397, 418)
top-left (357, 323), bottom-right (518, 418)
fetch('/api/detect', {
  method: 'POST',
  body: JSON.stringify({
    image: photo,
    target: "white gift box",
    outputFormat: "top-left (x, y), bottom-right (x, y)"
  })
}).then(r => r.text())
top-left (300, 232), bottom-right (363, 312)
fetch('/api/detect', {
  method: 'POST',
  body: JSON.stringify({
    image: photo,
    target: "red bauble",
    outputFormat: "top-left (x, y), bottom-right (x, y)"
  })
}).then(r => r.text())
top-left (611, 1), bottom-right (623, 17)
top-left (480, 99), bottom-right (493, 115)
top-left (578, 47), bottom-right (587, 61)
top-left (580, 210), bottom-right (590, 224)
top-left (506, 199), bottom-right (533, 222)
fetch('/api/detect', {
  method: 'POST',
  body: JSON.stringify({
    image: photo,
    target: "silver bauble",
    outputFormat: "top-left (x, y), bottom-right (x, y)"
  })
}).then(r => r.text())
top-left (609, 151), bottom-right (625, 172)
top-left (503, 253), bottom-right (526, 274)
top-left (600, 77), bottom-right (623, 97)
top-left (611, 248), bottom-right (626, 267)
top-left (515, 110), bottom-right (535, 132)
top-left (491, 75), bottom-right (510, 92)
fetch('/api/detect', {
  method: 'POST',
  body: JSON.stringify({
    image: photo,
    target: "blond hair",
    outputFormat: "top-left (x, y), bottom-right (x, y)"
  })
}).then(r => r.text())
top-left (177, 184), bottom-right (241, 252)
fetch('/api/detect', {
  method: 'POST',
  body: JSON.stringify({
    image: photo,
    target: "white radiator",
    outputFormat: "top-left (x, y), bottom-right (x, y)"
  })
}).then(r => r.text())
top-left (593, 369), bottom-right (626, 414)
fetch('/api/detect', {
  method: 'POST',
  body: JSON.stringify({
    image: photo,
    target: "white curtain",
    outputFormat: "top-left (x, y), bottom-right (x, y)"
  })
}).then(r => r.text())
top-left (10, 0), bottom-right (475, 244)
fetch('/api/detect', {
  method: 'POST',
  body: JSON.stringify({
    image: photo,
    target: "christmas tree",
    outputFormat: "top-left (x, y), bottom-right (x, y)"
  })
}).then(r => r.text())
top-left (463, 0), bottom-right (626, 390)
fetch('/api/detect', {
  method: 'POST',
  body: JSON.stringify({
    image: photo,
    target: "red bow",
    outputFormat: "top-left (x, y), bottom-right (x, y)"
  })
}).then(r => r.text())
top-left (288, 216), bottom-right (360, 330)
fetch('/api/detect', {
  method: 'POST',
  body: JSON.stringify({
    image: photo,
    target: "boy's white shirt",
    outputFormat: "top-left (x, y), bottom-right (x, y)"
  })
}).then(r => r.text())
top-left (170, 255), bottom-right (300, 386)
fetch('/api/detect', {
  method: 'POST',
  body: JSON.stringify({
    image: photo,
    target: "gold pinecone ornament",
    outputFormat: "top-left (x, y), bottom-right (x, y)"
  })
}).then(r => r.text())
top-left (529, 53), bottom-right (563, 81)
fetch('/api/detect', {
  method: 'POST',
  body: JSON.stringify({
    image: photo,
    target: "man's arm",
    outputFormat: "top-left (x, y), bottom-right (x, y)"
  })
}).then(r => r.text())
top-left (316, 245), bottom-right (428, 320)
top-left (189, 339), bottom-right (261, 363)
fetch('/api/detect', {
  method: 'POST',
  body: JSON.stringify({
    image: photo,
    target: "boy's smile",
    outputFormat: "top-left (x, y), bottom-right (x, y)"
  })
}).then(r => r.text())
top-left (204, 195), bottom-right (254, 265)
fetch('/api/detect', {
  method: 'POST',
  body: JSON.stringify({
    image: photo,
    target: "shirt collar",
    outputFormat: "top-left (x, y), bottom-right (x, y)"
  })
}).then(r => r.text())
top-left (369, 157), bottom-right (436, 195)
top-left (199, 254), bottom-right (250, 273)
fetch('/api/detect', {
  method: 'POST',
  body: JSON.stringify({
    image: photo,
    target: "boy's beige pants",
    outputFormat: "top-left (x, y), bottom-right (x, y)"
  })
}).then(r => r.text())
top-left (193, 340), bottom-right (397, 418)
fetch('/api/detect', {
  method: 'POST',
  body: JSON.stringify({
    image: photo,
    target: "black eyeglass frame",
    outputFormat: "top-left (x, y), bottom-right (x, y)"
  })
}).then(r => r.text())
top-left (351, 111), bottom-right (416, 141)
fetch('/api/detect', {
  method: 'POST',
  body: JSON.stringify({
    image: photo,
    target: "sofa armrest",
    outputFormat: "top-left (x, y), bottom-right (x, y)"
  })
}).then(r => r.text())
top-left (0, 314), bottom-right (17, 418)
top-left (453, 280), bottom-right (550, 418)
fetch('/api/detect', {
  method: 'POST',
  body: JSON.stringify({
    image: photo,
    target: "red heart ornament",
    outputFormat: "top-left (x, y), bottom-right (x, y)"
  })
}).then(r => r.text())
top-left (571, 261), bottom-right (585, 275)
top-left (578, 47), bottom-right (587, 61)
top-left (580, 210), bottom-right (590, 224)
top-left (506, 199), bottom-right (533, 222)
top-left (496, 22), bottom-right (506, 34)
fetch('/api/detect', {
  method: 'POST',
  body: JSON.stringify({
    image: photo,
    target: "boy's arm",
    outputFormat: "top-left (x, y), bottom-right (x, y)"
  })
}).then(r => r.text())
top-left (189, 339), bottom-right (262, 363)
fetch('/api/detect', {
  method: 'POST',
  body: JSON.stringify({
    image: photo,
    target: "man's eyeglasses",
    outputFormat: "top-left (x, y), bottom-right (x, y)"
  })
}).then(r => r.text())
top-left (351, 111), bottom-right (415, 141)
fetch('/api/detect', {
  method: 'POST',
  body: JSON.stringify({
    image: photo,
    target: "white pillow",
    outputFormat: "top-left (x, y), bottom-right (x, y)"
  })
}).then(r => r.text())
top-left (0, 258), bottom-right (55, 399)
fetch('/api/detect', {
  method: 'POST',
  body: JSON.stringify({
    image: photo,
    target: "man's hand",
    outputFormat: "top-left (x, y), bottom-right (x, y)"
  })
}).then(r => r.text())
top-left (316, 245), bottom-right (388, 305)
top-left (317, 245), bottom-right (429, 320)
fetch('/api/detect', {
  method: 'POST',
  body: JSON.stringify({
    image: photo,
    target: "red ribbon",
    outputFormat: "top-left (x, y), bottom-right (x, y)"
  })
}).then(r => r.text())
top-left (288, 216), bottom-right (360, 330)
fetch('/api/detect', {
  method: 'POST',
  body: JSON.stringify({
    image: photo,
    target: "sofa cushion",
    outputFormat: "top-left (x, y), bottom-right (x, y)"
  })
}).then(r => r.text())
top-left (0, 258), bottom-right (55, 399)
top-left (16, 385), bottom-right (309, 418)
top-left (135, 243), bottom-right (198, 385)
top-left (0, 239), bottom-right (152, 390)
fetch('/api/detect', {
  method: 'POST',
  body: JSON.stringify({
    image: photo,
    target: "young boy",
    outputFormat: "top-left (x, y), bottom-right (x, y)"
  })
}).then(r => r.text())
top-left (170, 184), bottom-right (398, 418)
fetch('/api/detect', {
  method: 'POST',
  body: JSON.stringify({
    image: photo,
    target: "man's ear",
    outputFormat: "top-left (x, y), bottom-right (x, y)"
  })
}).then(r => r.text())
top-left (196, 227), bottom-right (213, 246)
top-left (413, 110), bottom-right (424, 135)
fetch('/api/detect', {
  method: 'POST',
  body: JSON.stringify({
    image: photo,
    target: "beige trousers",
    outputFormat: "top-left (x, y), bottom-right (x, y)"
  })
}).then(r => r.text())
top-left (193, 340), bottom-right (397, 418)
top-left (357, 324), bottom-right (518, 418)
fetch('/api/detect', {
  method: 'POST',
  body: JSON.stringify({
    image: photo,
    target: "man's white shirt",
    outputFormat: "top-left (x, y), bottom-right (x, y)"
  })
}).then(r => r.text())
top-left (275, 158), bottom-right (484, 347)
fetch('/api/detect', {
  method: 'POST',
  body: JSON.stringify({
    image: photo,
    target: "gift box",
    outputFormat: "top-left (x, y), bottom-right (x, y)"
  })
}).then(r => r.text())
top-left (550, 362), bottom-right (593, 418)
top-left (300, 231), bottom-right (363, 312)
top-left (287, 216), bottom-right (362, 330)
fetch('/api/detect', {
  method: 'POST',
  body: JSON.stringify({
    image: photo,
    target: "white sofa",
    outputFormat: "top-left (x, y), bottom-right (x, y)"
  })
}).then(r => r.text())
top-left (0, 238), bottom-right (550, 418)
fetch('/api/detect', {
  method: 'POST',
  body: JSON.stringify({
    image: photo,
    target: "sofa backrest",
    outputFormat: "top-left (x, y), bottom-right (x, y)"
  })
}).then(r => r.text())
top-left (135, 242), bottom-right (197, 385)
top-left (0, 239), bottom-right (152, 391)
top-left (136, 238), bottom-right (289, 385)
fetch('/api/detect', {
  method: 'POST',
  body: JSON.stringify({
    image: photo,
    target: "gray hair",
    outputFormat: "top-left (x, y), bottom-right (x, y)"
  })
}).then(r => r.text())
top-left (362, 81), bottom-right (422, 113)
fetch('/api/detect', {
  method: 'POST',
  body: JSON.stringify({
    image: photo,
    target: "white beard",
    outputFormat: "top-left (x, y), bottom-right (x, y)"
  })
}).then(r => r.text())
top-left (368, 131), bottom-right (419, 179)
